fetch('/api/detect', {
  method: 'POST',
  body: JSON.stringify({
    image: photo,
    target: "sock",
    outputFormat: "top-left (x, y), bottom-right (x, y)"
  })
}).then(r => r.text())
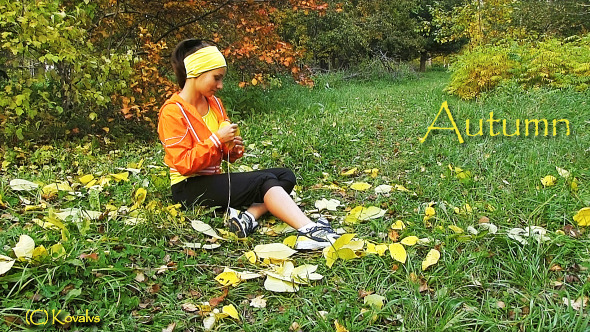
top-left (243, 211), bottom-right (258, 228)
top-left (297, 222), bottom-right (318, 233)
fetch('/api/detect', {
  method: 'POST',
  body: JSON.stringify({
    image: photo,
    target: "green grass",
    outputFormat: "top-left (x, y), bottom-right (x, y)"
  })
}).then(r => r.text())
top-left (1, 70), bottom-right (589, 331)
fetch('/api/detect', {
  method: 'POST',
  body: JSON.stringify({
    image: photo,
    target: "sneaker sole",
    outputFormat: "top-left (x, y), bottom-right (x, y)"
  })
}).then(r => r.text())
top-left (294, 240), bottom-right (332, 250)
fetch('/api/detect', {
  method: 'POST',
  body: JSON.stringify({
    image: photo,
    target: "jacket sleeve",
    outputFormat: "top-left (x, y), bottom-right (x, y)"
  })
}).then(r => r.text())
top-left (158, 105), bottom-right (223, 175)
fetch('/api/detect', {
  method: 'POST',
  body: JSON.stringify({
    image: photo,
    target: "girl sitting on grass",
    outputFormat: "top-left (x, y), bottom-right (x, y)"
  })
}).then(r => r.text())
top-left (157, 39), bottom-right (339, 249)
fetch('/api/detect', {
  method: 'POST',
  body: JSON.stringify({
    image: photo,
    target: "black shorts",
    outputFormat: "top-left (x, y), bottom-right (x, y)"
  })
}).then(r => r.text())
top-left (171, 168), bottom-right (296, 209)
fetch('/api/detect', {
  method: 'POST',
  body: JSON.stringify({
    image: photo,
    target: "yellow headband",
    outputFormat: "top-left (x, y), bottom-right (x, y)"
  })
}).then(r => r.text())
top-left (184, 46), bottom-right (227, 78)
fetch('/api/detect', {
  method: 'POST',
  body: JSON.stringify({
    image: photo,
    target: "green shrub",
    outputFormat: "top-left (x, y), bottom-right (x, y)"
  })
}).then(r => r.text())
top-left (446, 34), bottom-right (590, 100)
top-left (0, 0), bottom-right (134, 141)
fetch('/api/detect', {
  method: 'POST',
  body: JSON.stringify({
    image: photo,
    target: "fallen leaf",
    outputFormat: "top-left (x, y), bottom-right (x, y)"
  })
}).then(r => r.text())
top-left (203, 314), bottom-right (216, 330)
top-left (350, 182), bottom-right (371, 191)
top-left (183, 242), bottom-right (221, 250)
top-left (400, 236), bottom-right (419, 246)
top-left (209, 288), bottom-right (229, 307)
top-left (556, 166), bottom-right (571, 179)
top-left (562, 296), bottom-right (588, 311)
top-left (573, 207), bottom-right (590, 226)
top-left (264, 275), bottom-right (299, 292)
top-left (364, 294), bottom-right (386, 309)
top-left (344, 206), bottom-right (385, 224)
top-left (364, 168), bottom-right (379, 178)
top-left (78, 174), bottom-right (94, 185)
top-left (134, 187), bottom-right (147, 205)
top-left (335, 320), bottom-right (349, 332)
top-left (13, 235), bottom-right (35, 261)
top-left (80, 253), bottom-right (99, 260)
top-left (42, 182), bottom-right (73, 197)
top-left (366, 243), bottom-right (388, 256)
top-left (341, 168), bottom-right (357, 176)
top-left (110, 172), bottom-right (130, 182)
top-left (421, 249), bottom-right (440, 271)
top-left (389, 243), bottom-right (407, 264)
top-left (315, 198), bottom-right (341, 211)
top-left (244, 251), bottom-right (258, 263)
top-left (254, 243), bottom-right (297, 260)
top-left (250, 295), bottom-right (267, 308)
top-left (390, 220), bottom-right (405, 230)
top-left (0, 254), bottom-right (16, 275)
top-left (162, 322), bottom-right (176, 332)
top-left (323, 234), bottom-right (359, 268)
top-left (9, 179), bottom-right (39, 191)
top-left (222, 304), bottom-right (240, 320)
top-left (448, 225), bottom-right (464, 234)
top-left (374, 184), bottom-right (392, 194)
top-left (215, 270), bottom-right (242, 287)
top-left (191, 219), bottom-right (224, 239)
top-left (541, 175), bottom-right (557, 187)
top-left (479, 223), bottom-right (498, 234)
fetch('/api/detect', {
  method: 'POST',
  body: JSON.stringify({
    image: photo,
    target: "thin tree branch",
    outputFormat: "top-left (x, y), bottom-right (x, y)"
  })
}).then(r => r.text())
top-left (154, 0), bottom-right (233, 43)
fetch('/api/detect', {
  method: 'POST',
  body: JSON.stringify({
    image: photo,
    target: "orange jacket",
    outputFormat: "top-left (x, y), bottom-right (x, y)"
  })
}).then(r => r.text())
top-left (158, 93), bottom-right (239, 177)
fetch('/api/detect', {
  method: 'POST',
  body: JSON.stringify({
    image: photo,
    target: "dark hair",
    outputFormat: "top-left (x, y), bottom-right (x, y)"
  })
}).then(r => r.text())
top-left (171, 39), bottom-right (210, 89)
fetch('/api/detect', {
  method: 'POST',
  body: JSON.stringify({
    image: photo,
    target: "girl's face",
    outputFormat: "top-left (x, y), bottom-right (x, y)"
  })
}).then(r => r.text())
top-left (194, 67), bottom-right (226, 97)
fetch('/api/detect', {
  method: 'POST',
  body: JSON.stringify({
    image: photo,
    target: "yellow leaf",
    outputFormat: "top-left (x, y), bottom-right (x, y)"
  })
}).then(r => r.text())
top-left (400, 236), bottom-right (419, 246)
top-left (341, 240), bottom-right (365, 251)
top-left (571, 178), bottom-right (579, 191)
top-left (264, 275), bottom-right (299, 292)
top-left (366, 243), bottom-right (388, 256)
top-left (389, 243), bottom-right (407, 263)
top-left (78, 174), bottom-right (94, 185)
top-left (244, 251), bottom-right (257, 264)
top-left (0, 255), bottom-right (16, 275)
top-left (556, 166), bottom-right (571, 179)
top-left (335, 320), bottom-right (349, 332)
top-left (364, 294), bottom-right (386, 309)
top-left (13, 235), bottom-right (35, 261)
top-left (341, 168), bottom-right (357, 176)
top-left (282, 235), bottom-right (298, 248)
top-left (364, 168), bottom-right (379, 178)
top-left (222, 304), bottom-right (240, 320)
top-left (253, 243), bottom-right (297, 260)
top-left (375, 184), bottom-right (392, 194)
top-left (573, 207), bottom-right (590, 227)
top-left (350, 182), bottom-right (372, 191)
top-left (215, 270), bottom-right (241, 287)
top-left (332, 233), bottom-right (356, 250)
top-left (50, 243), bottom-right (66, 258)
top-left (32, 245), bottom-right (48, 262)
top-left (391, 220), bottom-right (405, 230)
top-left (324, 248), bottom-right (356, 268)
top-left (448, 225), bottom-right (464, 234)
top-left (110, 172), bottom-right (129, 182)
top-left (344, 206), bottom-right (385, 224)
top-left (191, 219), bottom-right (223, 239)
top-left (251, 78), bottom-right (258, 86)
top-left (134, 187), bottom-right (147, 205)
top-left (394, 184), bottom-right (410, 192)
top-left (425, 206), bottom-right (435, 217)
top-left (42, 182), bottom-right (73, 196)
top-left (541, 175), bottom-right (557, 187)
top-left (422, 249), bottom-right (441, 271)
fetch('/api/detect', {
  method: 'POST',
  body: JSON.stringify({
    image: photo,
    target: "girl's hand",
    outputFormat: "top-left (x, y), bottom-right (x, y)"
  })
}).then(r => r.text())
top-left (232, 136), bottom-right (244, 155)
top-left (216, 123), bottom-right (238, 143)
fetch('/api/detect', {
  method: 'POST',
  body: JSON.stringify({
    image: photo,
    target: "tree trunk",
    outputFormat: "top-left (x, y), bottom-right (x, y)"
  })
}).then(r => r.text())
top-left (419, 51), bottom-right (428, 72)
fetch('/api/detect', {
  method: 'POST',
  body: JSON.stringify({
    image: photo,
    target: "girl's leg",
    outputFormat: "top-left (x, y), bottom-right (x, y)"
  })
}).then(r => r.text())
top-left (261, 186), bottom-right (311, 229)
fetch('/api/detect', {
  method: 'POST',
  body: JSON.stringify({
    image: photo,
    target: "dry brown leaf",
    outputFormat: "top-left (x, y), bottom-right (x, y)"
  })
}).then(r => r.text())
top-left (209, 288), bottom-right (229, 308)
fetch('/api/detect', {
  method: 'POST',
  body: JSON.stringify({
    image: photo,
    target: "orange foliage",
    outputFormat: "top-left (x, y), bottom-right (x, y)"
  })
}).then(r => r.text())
top-left (91, 0), bottom-right (324, 122)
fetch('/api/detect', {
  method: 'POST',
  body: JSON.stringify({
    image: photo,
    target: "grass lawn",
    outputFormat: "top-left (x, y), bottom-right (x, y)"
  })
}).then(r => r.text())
top-left (1, 70), bottom-right (589, 331)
